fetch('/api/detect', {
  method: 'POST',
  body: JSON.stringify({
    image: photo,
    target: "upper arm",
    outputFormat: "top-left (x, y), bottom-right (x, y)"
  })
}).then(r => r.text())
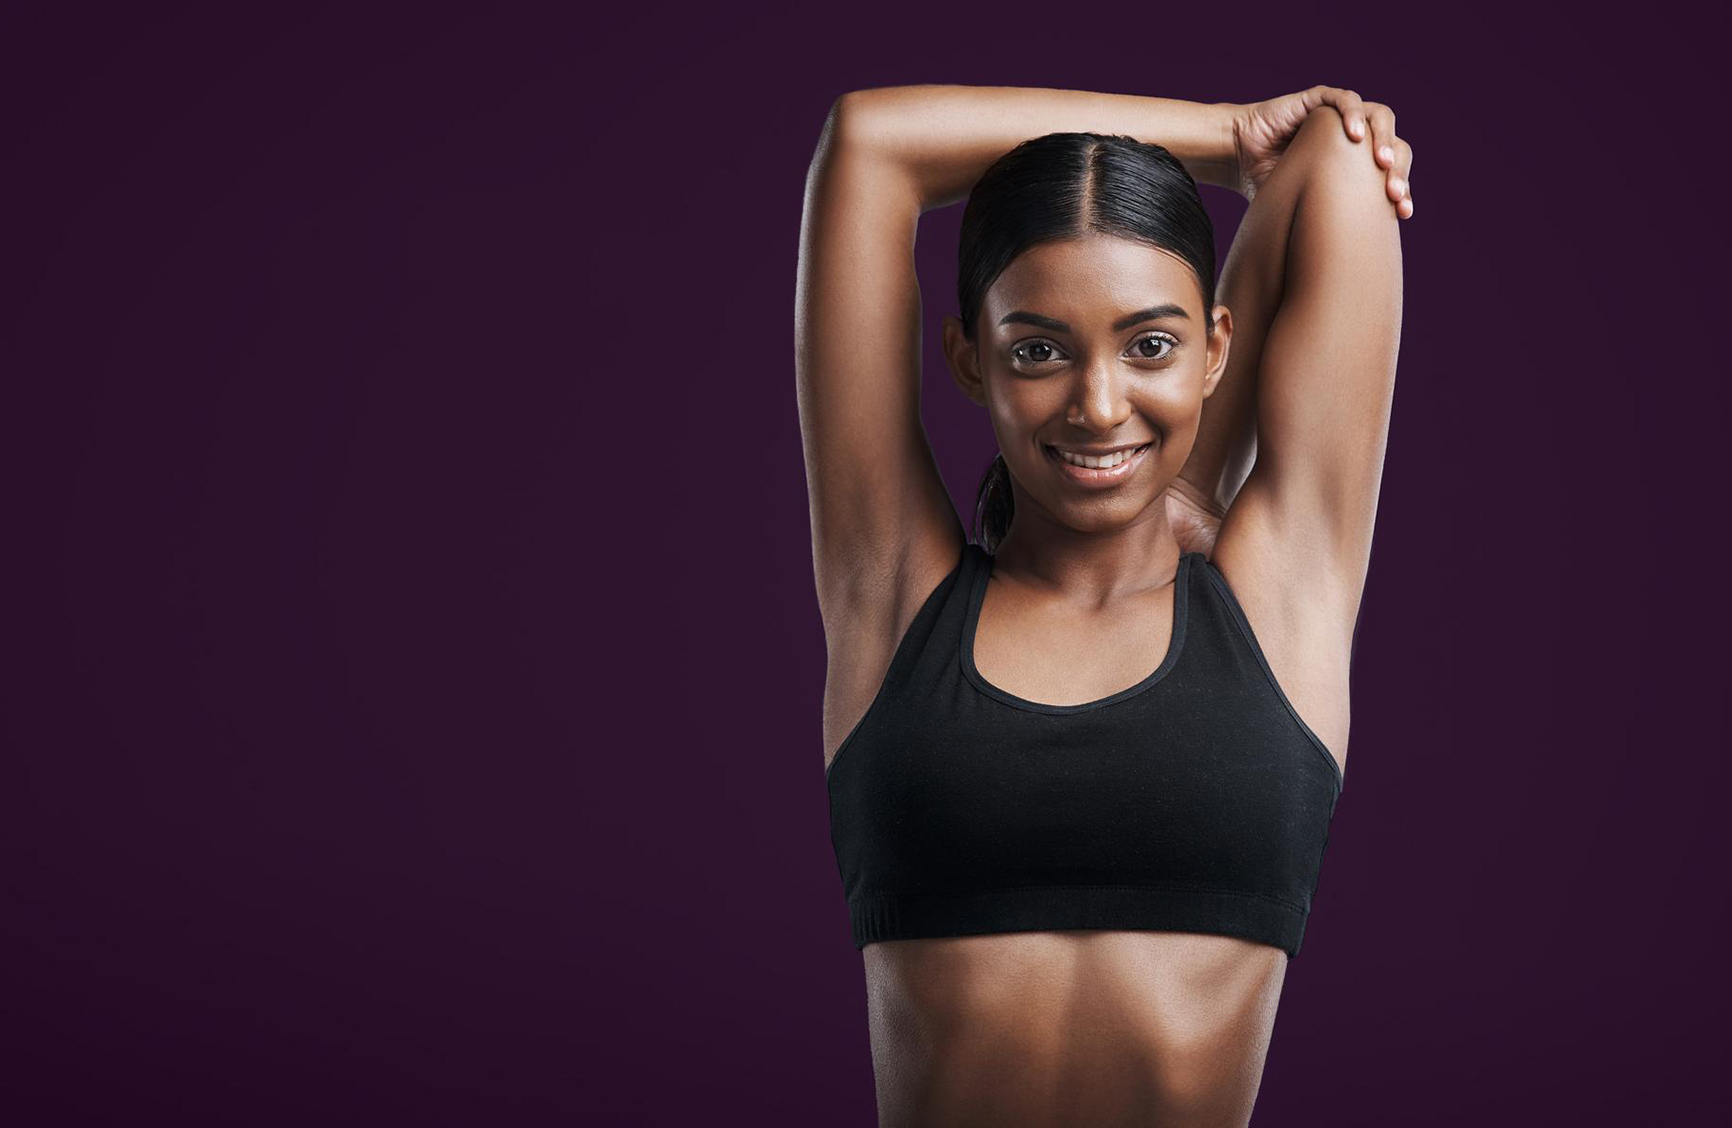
top-left (795, 95), bottom-right (965, 626)
top-left (1223, 106), bottom-right (1404, 629)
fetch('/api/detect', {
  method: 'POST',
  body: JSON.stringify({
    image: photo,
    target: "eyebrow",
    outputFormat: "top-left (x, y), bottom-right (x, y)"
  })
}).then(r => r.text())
top-left (997, 304), bottom-right (1191, 333)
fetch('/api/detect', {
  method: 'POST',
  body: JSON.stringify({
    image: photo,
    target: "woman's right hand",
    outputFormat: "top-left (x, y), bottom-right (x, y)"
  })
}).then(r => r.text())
top-left (1229, 87), bottom-right (1414, 217)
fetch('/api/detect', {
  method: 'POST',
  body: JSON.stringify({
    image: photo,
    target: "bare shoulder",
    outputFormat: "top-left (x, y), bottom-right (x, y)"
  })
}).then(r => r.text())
top-left (1208, 475), bottom-right (1362, 780)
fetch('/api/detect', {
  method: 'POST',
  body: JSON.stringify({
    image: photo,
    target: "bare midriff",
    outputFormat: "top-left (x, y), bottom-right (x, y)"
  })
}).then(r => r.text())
top-left (862, 929), bottom-right (1290, 1128)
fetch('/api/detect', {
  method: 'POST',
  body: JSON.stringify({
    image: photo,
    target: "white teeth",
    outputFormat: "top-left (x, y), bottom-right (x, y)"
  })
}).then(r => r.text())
top-left (1054, 445), bottom-right (1142, 469)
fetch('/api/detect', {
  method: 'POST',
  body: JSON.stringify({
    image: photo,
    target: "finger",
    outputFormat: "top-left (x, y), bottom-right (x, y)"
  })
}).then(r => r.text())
top-left (1306, 83), bottom-right (1349, 114)
top-left (1387, 137), bottom-right (1414, 207)
top-left (1365, 102), bottom-right (1398, 169)
top-left (1332, 88), bottom-right (1368, 141)
top-left (1311, 85), bottom-right (1366, 140)
top-left (1393, 136), bottom-right (1414, 180)
top-left (1360, 106), bottom-right (1401, 200)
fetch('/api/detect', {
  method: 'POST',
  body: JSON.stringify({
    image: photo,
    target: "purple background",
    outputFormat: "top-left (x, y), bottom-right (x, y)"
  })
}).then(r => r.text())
top-left (6, 4), bottom-right (1728, 1124)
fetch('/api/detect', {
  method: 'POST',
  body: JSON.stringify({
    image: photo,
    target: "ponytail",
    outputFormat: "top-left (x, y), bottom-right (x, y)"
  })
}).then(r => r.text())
top-left (972, 452), bottom-right (1014, 554)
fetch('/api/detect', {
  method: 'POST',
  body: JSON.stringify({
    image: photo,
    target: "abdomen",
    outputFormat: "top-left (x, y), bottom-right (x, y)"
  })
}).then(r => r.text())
top-left (862, 929), bottom-right (1290, 1127)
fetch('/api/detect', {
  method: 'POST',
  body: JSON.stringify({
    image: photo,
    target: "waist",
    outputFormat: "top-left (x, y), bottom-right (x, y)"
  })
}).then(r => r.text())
top-left (862, 930), bottom-right (1289, 1126)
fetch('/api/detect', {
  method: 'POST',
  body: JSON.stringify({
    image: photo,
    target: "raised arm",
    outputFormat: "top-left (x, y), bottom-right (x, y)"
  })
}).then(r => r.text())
top-left (1213, 101), bottom-right (1404, 662)
top-left (819, 85), bottom-right (1399, 569)
top-left (836, 84), bottom-right (1242, 208)
top-left (1165, 88), bottom-right (1414, 552)
top-left (795, 95), bottom-right (962, 641)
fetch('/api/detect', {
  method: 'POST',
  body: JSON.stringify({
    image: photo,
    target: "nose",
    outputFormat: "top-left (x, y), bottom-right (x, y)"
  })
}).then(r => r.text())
top-left (1065, 352), bottom-right (1133, 433)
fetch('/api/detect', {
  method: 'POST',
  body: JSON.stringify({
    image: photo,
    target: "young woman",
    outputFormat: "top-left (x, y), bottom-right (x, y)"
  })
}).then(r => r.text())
top-left (796, 84), bottom-right (1409, 1126)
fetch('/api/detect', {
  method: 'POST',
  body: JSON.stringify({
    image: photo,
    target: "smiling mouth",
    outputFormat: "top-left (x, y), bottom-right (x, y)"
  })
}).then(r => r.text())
top-left (1045, 442), bottom-right (1153, 470)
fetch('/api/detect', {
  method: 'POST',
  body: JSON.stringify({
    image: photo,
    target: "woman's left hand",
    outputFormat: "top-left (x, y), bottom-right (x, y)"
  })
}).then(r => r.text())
top-left (1164, 479), bottom-right (1225, 560)
top-left (1229, 86), bottom-right (1414, 218)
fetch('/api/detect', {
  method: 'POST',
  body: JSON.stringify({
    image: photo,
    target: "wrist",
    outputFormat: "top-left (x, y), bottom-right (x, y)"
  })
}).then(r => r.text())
top-left (1184, 102), bottom-right (1245, 194)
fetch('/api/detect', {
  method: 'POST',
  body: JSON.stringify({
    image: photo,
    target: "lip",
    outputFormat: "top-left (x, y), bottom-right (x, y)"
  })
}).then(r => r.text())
top-left (1044, 441), bottom-right (1153, 487)
top-left (1048, 442), bottom-right (1149, 456)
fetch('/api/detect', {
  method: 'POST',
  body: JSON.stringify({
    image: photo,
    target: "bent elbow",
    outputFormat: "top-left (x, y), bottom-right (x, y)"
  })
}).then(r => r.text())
top-left (1293, 106), bottom-right (1400, 222)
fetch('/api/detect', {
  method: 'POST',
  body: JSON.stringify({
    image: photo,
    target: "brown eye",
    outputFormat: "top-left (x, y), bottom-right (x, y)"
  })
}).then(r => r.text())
top-left (1132, 333), bottom-right (1177, 360)
top-left (1010, 340), bottom-right (1062, 366)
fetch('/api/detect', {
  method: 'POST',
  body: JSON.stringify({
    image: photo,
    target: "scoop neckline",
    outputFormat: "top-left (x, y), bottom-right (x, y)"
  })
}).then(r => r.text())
top-left (960, 544), bottom-right (1194, 715)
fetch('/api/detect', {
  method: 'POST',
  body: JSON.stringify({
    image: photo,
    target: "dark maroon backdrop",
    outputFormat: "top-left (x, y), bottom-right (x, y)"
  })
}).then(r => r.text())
top-left (6, 4), bottom-right (1728, 1124)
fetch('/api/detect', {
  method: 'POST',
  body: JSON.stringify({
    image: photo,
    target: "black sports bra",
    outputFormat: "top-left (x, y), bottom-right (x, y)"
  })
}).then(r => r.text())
top-left (826, 541), bottom-right (1344, 959)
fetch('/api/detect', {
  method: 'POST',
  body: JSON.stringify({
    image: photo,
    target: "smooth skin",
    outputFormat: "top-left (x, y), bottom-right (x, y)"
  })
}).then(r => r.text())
top-left (797, 84), bottom-right (1405, 1126)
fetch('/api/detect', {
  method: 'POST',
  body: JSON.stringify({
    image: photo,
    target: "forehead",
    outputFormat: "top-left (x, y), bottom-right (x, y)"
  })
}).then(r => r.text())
top-left (983, 234), bottom-right (1201, 326)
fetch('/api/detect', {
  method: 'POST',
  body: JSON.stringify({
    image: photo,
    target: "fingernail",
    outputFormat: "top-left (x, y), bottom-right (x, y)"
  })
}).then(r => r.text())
top-left (1392, 177), bottom-right (1406, 195)
top-left (1380, 145), bottom-right (1393, 163)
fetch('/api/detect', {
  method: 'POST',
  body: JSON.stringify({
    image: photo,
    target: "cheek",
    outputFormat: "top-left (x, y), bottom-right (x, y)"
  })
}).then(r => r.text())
top-left (1142, 369), bottom-right (1209, 434)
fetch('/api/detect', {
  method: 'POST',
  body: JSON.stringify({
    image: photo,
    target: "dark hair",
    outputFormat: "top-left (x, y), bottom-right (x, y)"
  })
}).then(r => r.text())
top-left (959, 132), bottom-right (1218, 554)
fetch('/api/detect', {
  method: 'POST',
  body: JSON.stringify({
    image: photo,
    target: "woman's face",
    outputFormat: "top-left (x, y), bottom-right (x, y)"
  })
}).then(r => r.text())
top-left (942, 233), bottom-right (1232, 538)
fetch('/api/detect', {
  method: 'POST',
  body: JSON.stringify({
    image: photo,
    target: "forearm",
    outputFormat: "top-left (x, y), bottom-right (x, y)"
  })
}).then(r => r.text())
top-left (835, 84), bottom-right (1238, 211)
